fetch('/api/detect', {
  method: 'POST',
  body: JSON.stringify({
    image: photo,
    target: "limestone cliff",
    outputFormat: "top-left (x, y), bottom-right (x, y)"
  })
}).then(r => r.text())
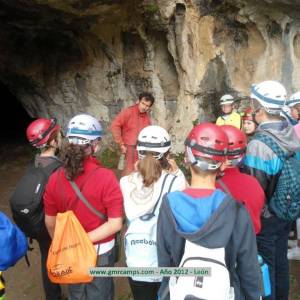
top-left (0, 0), bottom-right (300, 151)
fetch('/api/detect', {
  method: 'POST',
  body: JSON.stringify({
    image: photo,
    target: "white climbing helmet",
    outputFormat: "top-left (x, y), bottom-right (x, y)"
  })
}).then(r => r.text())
top-left (66, 114), bottom-right (103, 145)
top-left (250, 80), bottom-right (287, 114)
top-left (137, 125), bottom-right (171, 160)
top-left (220, 94), bottom-right (234, 105)
top-left (287, 91), bottom-right (300, 107)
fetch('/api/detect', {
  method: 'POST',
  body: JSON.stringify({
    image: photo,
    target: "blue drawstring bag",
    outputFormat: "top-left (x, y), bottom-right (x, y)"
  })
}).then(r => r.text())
top-left (0, 211), bottom-right (28, 271)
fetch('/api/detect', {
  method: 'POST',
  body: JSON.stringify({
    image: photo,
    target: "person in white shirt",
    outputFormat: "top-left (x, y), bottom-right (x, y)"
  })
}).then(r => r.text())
top-left (120, 125), bottom-right (186, 300)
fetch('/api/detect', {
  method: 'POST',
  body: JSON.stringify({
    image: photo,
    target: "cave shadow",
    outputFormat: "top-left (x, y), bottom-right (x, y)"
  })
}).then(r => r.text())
top-left (0, 81), bottom-right (33, 149)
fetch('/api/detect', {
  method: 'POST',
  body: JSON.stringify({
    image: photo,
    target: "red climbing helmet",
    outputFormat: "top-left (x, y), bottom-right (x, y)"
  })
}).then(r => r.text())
top-left (220, 125), bottom-right (247, 160)
top-left (26, 118), bottom-right (60, 148)
top-left (185, 123), bottom-right (228, 170)
top-left (242, 107), bottom-right (255, 121)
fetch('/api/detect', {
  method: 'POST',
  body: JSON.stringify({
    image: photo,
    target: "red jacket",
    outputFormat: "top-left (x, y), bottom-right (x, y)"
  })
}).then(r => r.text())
top-left (110, 104), bottom-right (151, 146)
top-left (216, 167), bottom-right (265, 234)
top-left (43, 156), bottom-right (123, 244)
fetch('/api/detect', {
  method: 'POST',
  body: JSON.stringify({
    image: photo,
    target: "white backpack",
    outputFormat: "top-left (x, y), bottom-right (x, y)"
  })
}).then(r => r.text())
top-left (169, 240), bottom-right (235, 300)
top-left (125, 174), bottom-right (176, 282)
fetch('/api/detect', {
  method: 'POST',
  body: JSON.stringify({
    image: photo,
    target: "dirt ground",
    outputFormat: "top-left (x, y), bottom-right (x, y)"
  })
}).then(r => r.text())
top-left (0, 142), bottom-right (299, 300)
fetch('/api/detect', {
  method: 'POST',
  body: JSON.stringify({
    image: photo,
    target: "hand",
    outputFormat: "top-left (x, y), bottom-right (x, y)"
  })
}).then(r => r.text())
top-left (134, 160), bottom-right (140, 171)
top-left (120, 144), bottom-right (127, 154)
top-left (167, 158), bottom-right (179, 174)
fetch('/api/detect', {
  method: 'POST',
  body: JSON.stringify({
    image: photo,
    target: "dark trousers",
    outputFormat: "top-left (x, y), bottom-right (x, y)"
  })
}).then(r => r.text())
top-left (37, 236), bottom-right (62, 300)
top-left (128, 277), bottom-right (160, 300)
top-left (257, 216), bottom-right (291, 300)
top-left (68, 248), bottom-right (115, 300)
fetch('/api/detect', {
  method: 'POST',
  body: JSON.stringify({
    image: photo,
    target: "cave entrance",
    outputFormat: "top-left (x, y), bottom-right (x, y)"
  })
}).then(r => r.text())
top-left (0, 81), bottom-right (33, 146)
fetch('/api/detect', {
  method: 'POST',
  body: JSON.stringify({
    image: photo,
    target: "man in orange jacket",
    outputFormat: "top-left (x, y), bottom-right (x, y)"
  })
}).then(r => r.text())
top-left (110, 92), bottom-right (154, 176)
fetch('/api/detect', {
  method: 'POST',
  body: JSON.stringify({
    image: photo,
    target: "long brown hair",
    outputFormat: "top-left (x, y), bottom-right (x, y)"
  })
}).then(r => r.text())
top-left (137, 153), bottom-right (163, 187)
top-left (60, 141), bottom-right (89, 180)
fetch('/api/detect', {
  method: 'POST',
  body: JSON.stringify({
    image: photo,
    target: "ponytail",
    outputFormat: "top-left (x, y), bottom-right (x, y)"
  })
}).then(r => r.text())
top-left (60, 141), bottom-right (88, 180)
top-left (137, 153), bottom-right (162, 187)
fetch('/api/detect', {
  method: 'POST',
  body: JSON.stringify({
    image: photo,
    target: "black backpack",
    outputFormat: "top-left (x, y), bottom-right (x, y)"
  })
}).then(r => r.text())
top-left (9, 159), bottom-right (62, 239)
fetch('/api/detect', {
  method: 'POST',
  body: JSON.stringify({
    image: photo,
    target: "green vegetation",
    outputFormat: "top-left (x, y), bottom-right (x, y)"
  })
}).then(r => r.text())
top-left (173, 152), bottom-right (191, 183)
top-left (192, 118), bottom-right (200, 127)
top-left (144, 2), bottom-right (159, 14)
top-left (98, 147), bottom-right (119, 169)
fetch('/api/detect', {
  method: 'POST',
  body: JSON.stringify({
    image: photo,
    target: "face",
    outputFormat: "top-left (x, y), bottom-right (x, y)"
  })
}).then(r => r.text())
top-left (49, 130), bottom-right (62, 151)
top-left (221, 104), bottom-right (233, 114)
top-left (243, 120), bottom-right (256, 135)
top-left (291, 107), bottom-right (300, 120)
top-left (138, 98), bottom-right (152, 113)
top-left (92, 138), bottom-right (102, 154)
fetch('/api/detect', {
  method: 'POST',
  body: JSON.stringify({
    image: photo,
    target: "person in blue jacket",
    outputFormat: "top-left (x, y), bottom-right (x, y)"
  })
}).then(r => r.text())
top-left (157, 122), bottom-right (261, 300)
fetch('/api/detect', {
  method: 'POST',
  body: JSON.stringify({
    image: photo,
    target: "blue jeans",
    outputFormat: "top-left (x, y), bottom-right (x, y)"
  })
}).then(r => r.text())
top-left (257, 216), bottom-right (291, 300)
top-left (68, 248), bottom-right (115, 300)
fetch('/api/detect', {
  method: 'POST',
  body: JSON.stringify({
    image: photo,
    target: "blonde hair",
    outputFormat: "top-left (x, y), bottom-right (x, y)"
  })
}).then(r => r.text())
top-left (137, 153), bottom-right (162, 187)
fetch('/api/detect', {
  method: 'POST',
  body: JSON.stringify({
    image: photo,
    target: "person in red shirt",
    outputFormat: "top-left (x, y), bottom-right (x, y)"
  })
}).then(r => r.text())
top-left (217, 125), bottom-right (265, 234)
top-left (110, 92), bottom-right (154, 176)
top-left (44, 114), bottom-right (123, 300)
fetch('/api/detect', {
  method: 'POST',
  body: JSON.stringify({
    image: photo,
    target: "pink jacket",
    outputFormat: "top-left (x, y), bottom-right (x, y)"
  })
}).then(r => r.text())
top-left (294, 122), bottom-right (300, 139)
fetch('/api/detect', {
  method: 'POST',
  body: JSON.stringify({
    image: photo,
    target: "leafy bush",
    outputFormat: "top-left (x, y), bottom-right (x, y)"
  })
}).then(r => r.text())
top-left (172, 152), bottom-right (191, 184)
top-left (98, 147), bottom-right (119, 169)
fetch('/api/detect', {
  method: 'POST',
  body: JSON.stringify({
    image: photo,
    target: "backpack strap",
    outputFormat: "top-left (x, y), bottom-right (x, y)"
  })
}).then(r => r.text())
top-left (152, 174), bottom-right (177, 216)
top-left (226, 197), bottom-right (243, 287)
top-left (69, 180), bottom-right (107, 221)
top-left (68, 167), bottom-right (107, 221)
top-left (167, 175), bottom-right (177, 193)
top-left (150, 173), bottom-right (169, 215)
top-left (30, 158), bottom-right (62, 178)
top-left (23, 237), bottom-right (35, 267)
top-left (139, 173), bottom-right (171, 221)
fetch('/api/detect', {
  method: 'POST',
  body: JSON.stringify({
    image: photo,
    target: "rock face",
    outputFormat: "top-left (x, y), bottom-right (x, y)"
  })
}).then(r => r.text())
top-left (1, 0), bottom-right (300, 151)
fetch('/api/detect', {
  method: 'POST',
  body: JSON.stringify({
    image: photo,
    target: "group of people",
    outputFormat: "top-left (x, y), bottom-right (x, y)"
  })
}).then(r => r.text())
top-left (216, 93), bottom-right (258, 137)
top-left (2, 80), bottom-right (300, 300)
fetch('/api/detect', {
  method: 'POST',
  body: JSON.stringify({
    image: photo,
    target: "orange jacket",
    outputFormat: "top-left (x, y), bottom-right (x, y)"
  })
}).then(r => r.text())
top-left (110, 104), bottom-right (151, 146)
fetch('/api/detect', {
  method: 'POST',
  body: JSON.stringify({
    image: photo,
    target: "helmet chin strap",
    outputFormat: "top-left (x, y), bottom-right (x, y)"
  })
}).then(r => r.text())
top-left (138, 151), bottom-right (164, 160)
top-left (228, 157), bottom-right (243, 167)
top-left (186, 147), bottom-right (221, 171)
top-left (265, 107), bottom-right (282, 115)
